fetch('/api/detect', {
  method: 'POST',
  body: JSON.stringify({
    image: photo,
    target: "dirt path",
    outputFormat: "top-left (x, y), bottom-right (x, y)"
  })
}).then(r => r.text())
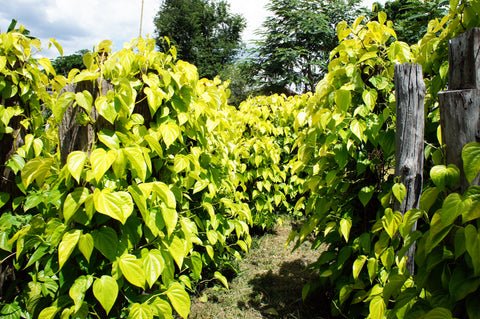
top-left (189, 221), bottom-right (330, 318)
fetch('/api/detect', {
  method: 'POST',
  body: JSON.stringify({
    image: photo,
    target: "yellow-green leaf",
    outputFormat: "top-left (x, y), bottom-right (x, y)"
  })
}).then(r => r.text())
top-left (93, 275), bottom-right (118, 315)
top-left (118, 254), bottom-right (146, 289)
top-left (124, 147), bottom-right (148, 182)
top-left (339, 218), bottom-right (352, 242)
top-left (152, 182), bottom-right (176, 208)
top-left (58, 229), bottom-right (81, 270)
top-left (21, 157), bottom-right (53, 188)
top-left (160, 122), bottom-right (180, 148)
top-left (90, 148), bottom-right (116, 182)
top-left (214, 271), bottom-right (229, 289)
top-left (462, 142), bottom-right (480, 184)
top-left (63, 188), bottom-right (91, 225)
top-left (69, 275), bottom-right (93, 313)
top-left (78, 233), bottom-right (94, 263)
top-left (67, 151), bottom-right (87, 183)
top-left (166, 282), bottom-right (190, 319)
top-left (142, 249), bottom-right (165, 288)
top-left (75, 90), bottom-right (93, 113)
top-left (54, 91), bottom-right (75, 124)
top-left (93, 188), bottom-right (134, 224)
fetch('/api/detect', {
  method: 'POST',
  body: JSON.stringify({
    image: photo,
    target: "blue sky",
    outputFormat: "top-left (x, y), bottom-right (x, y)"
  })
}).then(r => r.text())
top-left (0, 0), bottom-right (384, 59)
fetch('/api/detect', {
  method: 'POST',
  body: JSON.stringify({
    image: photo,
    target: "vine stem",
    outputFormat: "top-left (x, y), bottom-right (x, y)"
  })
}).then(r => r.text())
top-left (0, 252), bottom-right (16, 265)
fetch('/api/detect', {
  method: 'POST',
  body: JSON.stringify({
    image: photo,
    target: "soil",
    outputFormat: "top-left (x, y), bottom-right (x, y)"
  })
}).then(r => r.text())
top-left (188, 220), bottom-right (332, 319)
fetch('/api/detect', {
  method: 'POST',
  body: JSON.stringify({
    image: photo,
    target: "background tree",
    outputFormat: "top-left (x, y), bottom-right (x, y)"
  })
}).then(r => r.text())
top-left (373, 0), bottom-right (449, 44)
top-left (51, 49), bottom-right (89, 76)
top-left (241, 0), bottom-right (367, 95)
top-left (154, 0), bottom-right (246, 79)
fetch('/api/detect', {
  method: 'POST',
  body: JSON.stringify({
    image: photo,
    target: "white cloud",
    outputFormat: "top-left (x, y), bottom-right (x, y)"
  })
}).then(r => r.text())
top-left (0, 0), bottom-right (385, 59)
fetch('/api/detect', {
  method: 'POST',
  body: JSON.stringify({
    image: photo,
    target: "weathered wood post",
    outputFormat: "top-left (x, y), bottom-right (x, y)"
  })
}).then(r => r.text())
top-left (394, 63), bottom-right (426, 275)
top-left (438, 28), bottom-right (480, 191)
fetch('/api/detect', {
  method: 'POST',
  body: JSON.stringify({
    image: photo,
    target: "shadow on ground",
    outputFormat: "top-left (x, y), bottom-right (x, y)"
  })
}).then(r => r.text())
top-left (240, 259), bottom-right (331, 318)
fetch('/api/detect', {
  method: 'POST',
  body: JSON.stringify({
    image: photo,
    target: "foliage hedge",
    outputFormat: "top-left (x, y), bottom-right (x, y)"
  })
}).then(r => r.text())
top-left (1, 0), bottom-right (480, 318)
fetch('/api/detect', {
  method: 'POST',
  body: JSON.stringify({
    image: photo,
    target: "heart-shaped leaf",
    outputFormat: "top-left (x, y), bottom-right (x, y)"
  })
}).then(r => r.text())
top-left (93, 275), bottom-right (118, 315)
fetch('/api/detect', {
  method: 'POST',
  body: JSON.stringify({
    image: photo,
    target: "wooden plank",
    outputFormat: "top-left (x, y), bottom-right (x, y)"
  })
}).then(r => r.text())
top-left (438, 89), bottom-right (480, 190)
top-left (438, 28), bottom-right (480, 191)
top-left (448, 28), bottom-right (480, 90)
top-left (394, 63), bottom-right (425, 275)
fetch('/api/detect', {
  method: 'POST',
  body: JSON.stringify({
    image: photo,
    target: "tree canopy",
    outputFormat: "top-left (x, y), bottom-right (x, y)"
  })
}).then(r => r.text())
top-left (154, 0), bottom-right (246, 80)
top-left (374, 0), bottom-right (449, 44)
top-left (241, 0), bottom-right (367, 95)
top-left (51, 49), bottom-right (89, 76)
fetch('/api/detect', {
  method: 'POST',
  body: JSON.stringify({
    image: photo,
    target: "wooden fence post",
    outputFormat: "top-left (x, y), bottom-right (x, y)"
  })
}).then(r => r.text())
top-left (394, 63), bottom-right (426, 275)
top-left (438, 28), bottom-right (480, 191)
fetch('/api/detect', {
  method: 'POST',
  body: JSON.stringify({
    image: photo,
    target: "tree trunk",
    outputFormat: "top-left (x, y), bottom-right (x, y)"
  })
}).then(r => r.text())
top-left (438, 28), bottom-right (480, 191)
top-left (394, 63), bottom-right (426, 275)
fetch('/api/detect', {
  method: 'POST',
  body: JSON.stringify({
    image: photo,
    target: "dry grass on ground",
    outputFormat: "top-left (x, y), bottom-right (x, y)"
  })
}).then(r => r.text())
top-left (189, 220), bottom-right (332, 319)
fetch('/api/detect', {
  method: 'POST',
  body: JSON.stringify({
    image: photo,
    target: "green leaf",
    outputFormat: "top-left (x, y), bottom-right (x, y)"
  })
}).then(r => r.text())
top-left (144, 134), bottom-right (163, 157)
top-left (21, 157), bottom-right (54, 188)
top-left (166, 282), bottom-right (190, 319)
top-left (63, 187), bottom-right (90, 224)
top-left (441, 193), bottom-right (463, 227)
top-left (463, 142), bottom-right (480, 184)
top-left (367, 258), bottom-right (378, 283)
top-left (352, 255), bottom-right (367, 280)
top-left (369, 296), bottom-right (386, 319)
top-left (423, 307), bottom-right (453, 319)
top-left (392, 183), bottom-right (406, 204)
top-left (350, 119), bottom-right (366, 142)
top-left (161, 203), bottom-right (178, 237)
top-left (380, 246), bottom-right (395, 270)
top-left (465, 224), bottom-right (480, 276)
top-left (164, 235), bottom-right (186, 269)
top-left (97, 130), bottom-right (120, 150)
top-left (173, 155), bottom-right (189, 173)
top-left (399, 209), bottom-right (423, 238)
top-left (78, 233), bottom-right (94, 263)
top-left (129, 184), bottom-right (148, 219)
top-left (339, 218), bottom-right (352, 242)
top-left (93, 275), bottom-right (118, 315)
top-left (150, 298), bottom-right (173, 319)
top-left (118, 253), bottom-right (146, 289)
top-left (425, 211), bottom-right (453, 254)
top-left (153, 182), bottom-right (176, 208)
top-left (0, 303), bottom-right (21, 319)
top-left (75, 90), bottom-right (93, 113)
top-left (335, 89), bottom-right (351, 111)
top-left (38, 306), bottom-right (59, 319)
top-left (160, 122), bottom-right (180, 148)
top-left (430, 164), bottom-right (460, 190)
top-left (467, 292), bottom-right (480, 319)
top-left (214, 271), bottom-right (229, 289)
top-left (420, 187), bottom-right (441, 212)
top-left (449, 265), bottom-right (480, 302)
top-left (128, 303), bottom-right (153, 319)
top-left (358, 186), bottom-right (374, 207)
top-left (69, 275), bottom-right (93, 313)
top-left (362, 89), bottom-right (377, 111)
top-left (0, 192), bottom-right (9, 210)
top-left (382, 208), bottom-right (402, 239)
top-left (124, 147), bottom-right (148, 182)
top-left (53, 91), bottom-right (75, 124)
top-left (92, 226), bottom-right (118, 261)
top-left (95, 95), bottom-right (117, 125)
top-left (58, 229), bottom-right (81, 270)
top-left (93, 188), bottom-right (134, 224)
top-left (67, 151), bottom-right (87, 183)
top-left (90, 148), bottom-right (116, 182)
top-left (142, 248), bottom-right (165, 288)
